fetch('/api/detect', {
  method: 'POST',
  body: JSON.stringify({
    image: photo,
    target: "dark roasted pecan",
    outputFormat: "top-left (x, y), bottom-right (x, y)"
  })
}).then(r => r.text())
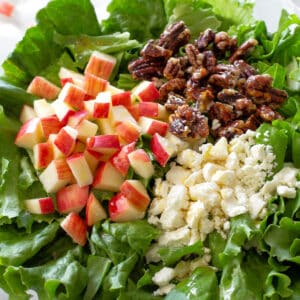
top-left (208, 102), bottom-right (236, 124)
top-left (217, 88), bottom-right (244, 104)
top-left (196, 87), bottom-right (215, 112)
top-left (163, 57), bottom-right (188, 80)
top-left (196, 29), bottom-right (215, 51)
top-left (269, 87), bottom-right (288, 106)
top-left (256, 105), bottom-right (283, 122)
top-left (214, 31), bottom-right (237, 52)
top-left (165, 92), bottom-right (187, 112)
top-left (233, 60), bottom-right (256, 78)
top-left (208, 69), bottom-right (240, 89)
top-left (229, 38), bottom-right (258, 63)
top-left (234, 98), bottom-right (257, 116)
top-left (215, 120), bottom-right (245, 139)
top-left (244, 114), bottom-right (260, 131)
top-left (159, 78), bottom-right (186, 100)
top-left (185, 44), bottom-right (203, 68)
top-left (202, 50), bottom-right (217, 73)
top-left (157, 21), bottom-right (191, 53)
top-left (140, 40), bottom-right (172, 59)
top-left (169, 118), bottom-right (189, 138)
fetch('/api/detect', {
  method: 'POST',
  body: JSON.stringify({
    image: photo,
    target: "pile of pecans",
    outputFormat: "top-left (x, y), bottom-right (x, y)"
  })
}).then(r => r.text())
top-left (128, 21), bottom-right (288, 140)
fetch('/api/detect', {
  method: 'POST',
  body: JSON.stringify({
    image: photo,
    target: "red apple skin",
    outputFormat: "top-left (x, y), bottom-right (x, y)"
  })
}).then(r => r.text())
top-left (111, 91), bottom-right (132, 107)
top-left (127, 104), bottom-right (140, 121)
top-left (120, 180), bottom-right (150, 211)
top-left (110, 142), bottom-right (136, 176)
top-left (67, 110), bottom-right (88, 127)
top-left (60, 77), bottom-right (74, 87)
top-left (60, 83), bottom-right (86, 110)
top-left (139, 117), bottom-right (169, 136)
top-left (84, 73), bottom-right (108, 98)
top-left (40, 115), bottom-right (63, 139)
top-left (135, 81), bottom-right (160, 102)
top-left (86, 135), bottom-right (120, 155)
top-left (25, 197), bottom-right (55, 214)
top-left (138, 102), bottom-right (158, 118)
top-left (56, 184), bottom-right (89, 214)
top-left (93, 102), bottom-right (110, 118)
top-left (150, 133), bottom-right (170, 167)
top-left (114, 121), bottom-right (140, 144)
top-left (54, 127), bottom-right (77, 156)
top-left (60, 212), bottom-right (87, 246)
top-left (27, 76), bottom-right (61, 100)
top-left (109, 193), bottom-right (145, 222)
top-left (85, 193), bottom-right (107, 226)
top-left (33, 142), bottom-right (54, 169)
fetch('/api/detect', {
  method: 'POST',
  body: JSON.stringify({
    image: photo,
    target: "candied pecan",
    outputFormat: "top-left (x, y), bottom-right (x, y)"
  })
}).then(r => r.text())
top-left (208, 69), bottom-right (240, 89)
top-left (208, 102), bottom-right (236, 124)
top-left (169, 117), bottom-right (189, 138)
top-left (157, 21), bottom-right (191, 53)
top-left (234, 98), bottom-right (257, 116)
top-left (214, 31), bottom-right (237, 52)
top-left (159, 78), bottom-right (186, 100)
top-left (140, 40), bottom-right (172, 59)
top-left (269, 87), bottom-right (288, 105)
top-left (217, 88), bottom-right (244, 104)
top-left (185, 44), bottom-right (203, 68)
top-left (163, 57), bottom-right (188, 80)
top-left (233, 60), bottom-right (256, 78)
top-left (244, 114), bottom-right (260, 131)
top-left (202, 50), bottom-right (217, 73)
top-left (165, 92), bottom-right (187, 112)
top-left (196, 87), bottom-right (215, 112)
top-left (128, 57), bottom-right (165, 80)
top-left (215, 120), bottom-right (245, 139)
top-left (256, 105), bottom-right (283, 122)
top-left (229, 38), bottom-right (258, 63)
top-left (196, 29), bottom-right (215, 51)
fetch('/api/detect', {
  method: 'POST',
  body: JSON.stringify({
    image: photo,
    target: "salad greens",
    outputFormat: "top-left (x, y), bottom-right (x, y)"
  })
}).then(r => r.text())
top-left (0, 0), bottom-right (300, 299)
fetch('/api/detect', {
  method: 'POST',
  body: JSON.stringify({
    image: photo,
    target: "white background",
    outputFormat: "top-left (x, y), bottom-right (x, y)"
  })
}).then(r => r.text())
top-left (0, 0), bottom-right (297, 299)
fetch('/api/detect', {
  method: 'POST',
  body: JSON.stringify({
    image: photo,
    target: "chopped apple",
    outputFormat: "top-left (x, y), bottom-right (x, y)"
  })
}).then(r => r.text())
top-left (105, 84), bottom-right (124, 95)
top-left (84, 73), bottom-right (108, 97)
top-left (86, 134), bottom-right (120, 156)
top-left (110, 142), bottom-right (136, 176)
top-left (60, 212), bottom-right (87, 246)
top-left (67, 110), bottom-right (89, 128)
top-left (127, 103), bottom-right (140, 121)
top-left (58, 82), bottom-right (85, 110)
top-left (59, 67), bottom-right (84, 88)
top-left (33, 99), bottom-right (55, 118)
top-left (84, 149), bottom-right (104, 173)
top-left (56, 183), bottom-right (89, 213)
top-left (109, 105), bottom-right (137, 126)
top-left (73, 141), bottom-right (86, 153)
top-left (24, 197), bottom-right (55, 214)
top-left (85, 51), bottom-right (117, 80)
top-left (85, 192), bottom-right (107, 226)
top-left (20, 105), bottom-right (37, 123)
top-left (27, 76), bottom-right (61, 100)
top-left (120, 179), bottom-right (150, 211)
top-left (33, 142), bottom-right (54, 170)
top-left (128, 149), bottom-right (154, 179)
top-left (48, 134), bottom-right (65, 159)
top-left (97, 118), bottom-right (115, 135)
top-left (93, 161), bottom-right (124, 192)
top-left (40, 115), bottom-right (63, 139)
top-left (66, 153), bottom-right (93, 187)
top-left (109, 193), bottom-right (145, 222)
top-left (139, 116), bottom-right (169, 136)
top-left (75, 119), bottom-right (98, 142)
top-left (51, 99), bottom-right (76, 124)
top-left (15, 117), bottom-right (43, 149)
top-left (115, 120), bottom-right (140, 144)
top-left (138, 102), bottom-right (158, 118)
top-left (60, 77), bottom-right (73, 87)
top-left (39, 158), bottom-right (73, 193)
top-left (93, 102), bottom-right (110, 118)
top-left (132, 80), bottom-right (160, 102)
top-left (84, 92), bottom-right (111, 119)
top-left (54, 126), bottom-right (78, 156)
top-left (111, 91), bottom-right (132, 107)
top-left (150, 133), bottom-right (175, 167)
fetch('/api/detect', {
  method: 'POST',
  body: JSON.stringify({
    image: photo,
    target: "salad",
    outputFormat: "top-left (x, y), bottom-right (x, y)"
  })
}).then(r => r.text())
top-left (1, 0), bottom-right (300, 299)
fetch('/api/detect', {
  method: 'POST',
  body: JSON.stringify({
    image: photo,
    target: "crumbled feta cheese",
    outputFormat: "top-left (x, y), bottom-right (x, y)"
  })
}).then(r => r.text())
top-left (158, 226), bottom-right (191, 246)
top-left (176, 149), bottom-right (202, 169)
top-left (225, 152), bottom-right (240, 170)
top-left (208, 137), bottom-right (228, 161)
top-left (166, 165), bottom-right (191, 185)
top-left (248, 194), bottom-right (265, 219)
top-left (189, 182), bottom-right (220, 208)
top-left (152, 267), bottom-right (176, 287)
top-left (184, 171), bottom-right (203, 187)
top-left (186, 201), bottom-right (206, 229)
top-left (277, 185), bottom-right (297, 199)
top-left (160, 209), bottom-right (185, 230)
top-left (211, 170), bottom-right (236, 186)
top-left (202, 162), bottom-right (224, 182)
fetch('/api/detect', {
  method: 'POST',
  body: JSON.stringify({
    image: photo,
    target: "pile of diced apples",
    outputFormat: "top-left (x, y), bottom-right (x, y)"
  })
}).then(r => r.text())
top-left (15, 50), bottom-right (187, 246)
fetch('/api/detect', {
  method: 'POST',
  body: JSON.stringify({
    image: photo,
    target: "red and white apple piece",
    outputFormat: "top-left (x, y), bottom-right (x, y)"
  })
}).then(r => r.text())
top-left (84, 91), bottom-right (111, 119)
top-left (138, 102), bottom-right (159, 118)
top-left (24, 197), bottom-right (55, 214)
top-left (58, 82), bottom-right (85, 110)
top-left (33, 99), bottom-right (55, 118)
top-left (128, 149), bottom-right (154, 179)
top-left (75, 119), bottom-right (98, 143)
top-left (60, 212), bottom-right (87, 246)
top-left (87, 134), bottom-right (120, 156)
top-left (27, 76), bottom-right (61, 100)
top-left (66, 153), bottom-right (93, 187)
top-left (84, 149), bottom-right (104, 173)
top-left (15, 117), bottom-right (43, 149)
top-left (39, 158), bottom-right (73, 193)
top-left (20, 105), bottom-right (37, 123)
top-left (110, 142), bottom-right (136, 176)
top-left (85, 192), bottom-right (107, 226)
top-left (139, 116), bottom-right (169, 136)
top-left (150, 133), bottom-right (175, 167)
top-left (109, 193), bottom-right (145, 222)
top-left (84, 73), bottom-right (108, 98)
top-left (109, 105), bottom-right (137, 127)
top-left (51, 99), bottom-right (76, 124)
top-left (111, 91), bottom-right (132, 107)
top-left (56, 183), bottom-right (89, 213)
top-left (120, 179), bottom-right (150, 211)
top-left (59, 67), bottom-right (84, 88)
top-left (85, 51), bottom-right (117, 80)
top-left (33, 142), bottom-right (54, 170)
top-left (48, 134), bottom-right (65, 159)
top-left (127, 103), bottom-right (140, 121)
top-left (105, 84), bottom-right (124, 95)
top-left (132, 80), bottom-right (160, 102)
top-left (96, 118), bottom-right (115, 135)
top-left (114, 120), bottom-right (140, 144)
top-left (54, 126), bottom-right (78, 156)
top-left (73, 141), bottom-right (86, 153)
top-left (67, 110), bottom-right (88, 128)
top-left (40, 115), bottom-right (63, 139)
top-left (93, 161), bottom-right (124, 192)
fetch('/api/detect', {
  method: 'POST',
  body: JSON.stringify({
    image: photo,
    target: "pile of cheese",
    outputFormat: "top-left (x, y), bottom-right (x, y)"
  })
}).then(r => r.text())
top-left (147, 130), bottom-right (300, 295)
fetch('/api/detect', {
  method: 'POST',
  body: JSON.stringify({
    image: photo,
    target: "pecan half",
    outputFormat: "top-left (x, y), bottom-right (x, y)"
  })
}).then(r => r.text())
top-left (256, 105), bottom-right (283, 122)
top-left (159, 78), bottom-right (186, 101)
top-left (214, 31), bottom-right (237, 52)
top-left (208, 102), bottom-right (236, 124)
top-left (196, 29), bottom-right (215, 51)
top-left (229, 38), bottom-right (258, 63)
top-left (140, 40), bottom-right (172, 59)
top-left (185, 44), bottom-right (203, 68)
top-left (163, 57), bottom-right (188, 80)
top-left (165, 92), bottom-right (187, 112)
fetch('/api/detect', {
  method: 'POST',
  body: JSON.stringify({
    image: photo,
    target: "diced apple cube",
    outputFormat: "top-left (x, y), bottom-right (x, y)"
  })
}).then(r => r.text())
top-left (54, 126), bottom-right (78, 156)
top-left (40, 115), bottom-right (63, 139)
top-left (75, 119), bottom-right (98, 143)
top-left (132, 80), bottom-right (160, 102)
top-left (48, 134), bottom-right (65, 159)
top-left (58, 82), bottom-right (85, 110)
top-left (67, 110), bottom-right (89, 128)
top-left (85, 192), bottom-right (107, 226)
top-left (128, 149), bottom-right (154, 179)
top-left (20, 105), bottom-right (37, 124)
top-left (59, 67), bottom-right (84, 88)
top-left (24, 197), bottom-right (55, 214)
top-left (84, 73), bottom-right (108, 98)
top-left (115, 120), bottom-right (140, 144)
top-left (27, 76), bottom-right (61, 100)
top-left (139, 116), bottom-right (169, 136)
top-left (111, 91), bottom-right (132, 107)
top-left (96, 118), bottom-right (115, 135)
top-left (33, 142), bottom-right (54, 169)
top-left (73, 141), bottom-right (86, 153)
top-left (86, 134), bottom-right (120, 156)
top-left (51, 99), bottom-right (76, 124)
top-left (84, 149), bottom-right (104, 173)
top-left (109, 105), bottom-right (137, 126)
top-left (105, 84), bottom-right (124, 95)
top-left (33, 99), bottom-right (55, 118)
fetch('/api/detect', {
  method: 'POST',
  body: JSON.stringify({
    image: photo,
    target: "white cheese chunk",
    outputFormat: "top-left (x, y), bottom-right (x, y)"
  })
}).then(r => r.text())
top-left (277, 185), bottom-right (296, 199)
top-left (152, 267), bottom-right (176, 287)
